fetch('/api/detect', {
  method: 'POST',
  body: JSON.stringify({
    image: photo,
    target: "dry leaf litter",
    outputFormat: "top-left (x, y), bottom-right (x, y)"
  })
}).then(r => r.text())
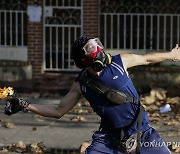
top-left (0, 87), bottom-right (179, 153)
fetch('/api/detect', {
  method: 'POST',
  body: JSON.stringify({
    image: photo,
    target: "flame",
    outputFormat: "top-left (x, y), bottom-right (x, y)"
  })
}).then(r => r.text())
top-left (0, 87), bottom-right (14, 99)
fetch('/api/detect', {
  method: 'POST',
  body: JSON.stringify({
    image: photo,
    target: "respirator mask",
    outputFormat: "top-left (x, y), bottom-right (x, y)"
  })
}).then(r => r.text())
top-left (82, 38), bottom-right (111, 72)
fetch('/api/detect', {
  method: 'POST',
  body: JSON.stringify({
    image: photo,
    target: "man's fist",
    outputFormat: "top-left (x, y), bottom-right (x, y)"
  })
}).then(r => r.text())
top-left (4, 97), bottom-right (30, 115)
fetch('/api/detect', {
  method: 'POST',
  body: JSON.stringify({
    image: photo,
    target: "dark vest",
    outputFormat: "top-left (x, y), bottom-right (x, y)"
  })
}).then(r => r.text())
top-left (78, 54), bottom-right (149, 136)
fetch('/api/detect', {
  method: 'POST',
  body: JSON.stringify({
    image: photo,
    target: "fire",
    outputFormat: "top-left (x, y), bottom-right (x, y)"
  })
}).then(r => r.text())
top-left (0, 87), bottom-right (14, 99)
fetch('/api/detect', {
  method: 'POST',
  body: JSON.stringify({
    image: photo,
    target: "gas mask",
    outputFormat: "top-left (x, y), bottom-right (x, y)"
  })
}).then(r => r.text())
top-left (82, 38), bottom-right (112, 72)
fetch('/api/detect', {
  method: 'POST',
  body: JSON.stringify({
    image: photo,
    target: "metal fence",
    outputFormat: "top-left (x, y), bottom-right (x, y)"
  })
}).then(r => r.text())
top-left (43, 0), bottom-right (83, 72)
top-left (99, 0), bottom-right (180, 51)
top-left (1, 0), bottom-right (180, 72)
top-left (0, 0), bottom-right (27, 46)
top-left (100, 14), bottom-right (180, 50)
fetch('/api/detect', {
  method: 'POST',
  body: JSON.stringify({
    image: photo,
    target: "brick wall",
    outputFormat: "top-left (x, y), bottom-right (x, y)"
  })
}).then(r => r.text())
top-left (26, 0), bottom-right (99, 79)
top-left (83, 0), bottom-right (99, 38)
top-left (27, 0), bottom-right (43, 79)
top-left (27, 0), bottom-right (99, 79)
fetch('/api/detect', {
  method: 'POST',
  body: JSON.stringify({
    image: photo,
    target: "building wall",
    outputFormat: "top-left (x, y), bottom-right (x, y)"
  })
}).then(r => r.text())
top-left (27, 0), bottom-right (43, 79)
top-left (1, 0), bottom-right (179, 84)
top-left (83, 0), bottom-right (99, 38)
top-left (27, 0), bottom-right (99, 79)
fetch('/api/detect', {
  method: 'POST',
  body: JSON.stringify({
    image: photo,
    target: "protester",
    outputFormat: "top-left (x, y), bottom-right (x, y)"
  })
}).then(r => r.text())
top-left (5, 36), bottom-right (180, 154)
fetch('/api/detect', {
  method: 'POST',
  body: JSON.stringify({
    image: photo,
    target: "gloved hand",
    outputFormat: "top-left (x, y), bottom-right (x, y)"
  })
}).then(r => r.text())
top-left (4, 97), bottom-right (30, 115)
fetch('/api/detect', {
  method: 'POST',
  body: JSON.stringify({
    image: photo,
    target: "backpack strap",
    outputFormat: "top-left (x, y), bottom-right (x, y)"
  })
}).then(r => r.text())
top-left (136, 105), bottom-right (144, 154)
top-left (77, 70), bottom-right (144, 153)
top-left (77, 70), bottom-right (139, 105)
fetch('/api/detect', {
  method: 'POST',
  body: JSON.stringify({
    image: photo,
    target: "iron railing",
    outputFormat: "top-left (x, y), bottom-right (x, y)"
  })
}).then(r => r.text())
top-left (43, 0), bottom-right (83, 72)
top-left (99, 0), bottom-right (180, 51)
top-left (0, 0), bottom-right (27, 46)
top-left (100, 13), bottom-right (180, 51)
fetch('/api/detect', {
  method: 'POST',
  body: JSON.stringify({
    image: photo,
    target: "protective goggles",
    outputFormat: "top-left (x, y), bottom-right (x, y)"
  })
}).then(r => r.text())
top-left (83, 38), bottom-right (104, 55)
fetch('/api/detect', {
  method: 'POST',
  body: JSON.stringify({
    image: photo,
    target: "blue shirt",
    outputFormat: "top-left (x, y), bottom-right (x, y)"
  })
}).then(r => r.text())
top-left (79, 54), bottom-right (149, 136)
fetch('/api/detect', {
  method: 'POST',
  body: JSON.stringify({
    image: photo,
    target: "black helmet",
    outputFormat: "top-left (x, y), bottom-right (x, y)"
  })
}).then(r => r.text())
top-left (71, 36), bottom-right (93, 68)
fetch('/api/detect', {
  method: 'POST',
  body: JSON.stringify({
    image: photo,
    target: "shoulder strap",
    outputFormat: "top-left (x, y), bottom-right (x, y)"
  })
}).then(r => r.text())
top-left (78, 71), bottom-right (144, 153)
top-left (123, 103), bottom-right (144, 154)
top-left (136, 105), bottom-right (144, 154)
top-left (77, 70), bottom-right (139, 105)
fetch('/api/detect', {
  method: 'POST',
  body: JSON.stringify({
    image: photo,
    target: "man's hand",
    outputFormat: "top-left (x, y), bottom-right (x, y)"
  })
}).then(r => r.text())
top-left (170, 44), bottom-right (180, 61)
top-left (4, 97), bottom-right (30, 115)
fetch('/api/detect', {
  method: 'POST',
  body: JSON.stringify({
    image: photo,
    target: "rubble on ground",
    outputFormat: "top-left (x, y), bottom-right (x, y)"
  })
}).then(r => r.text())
top-left (0, 86), bottom-right (179, 153)
top-left (140, 87), bottom-right (180, 126)
top-left (0, 141), bottom-right (47, 154)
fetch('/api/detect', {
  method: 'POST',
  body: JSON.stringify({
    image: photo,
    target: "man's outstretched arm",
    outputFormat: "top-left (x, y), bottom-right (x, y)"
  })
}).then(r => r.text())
top-left (27, 81), bottom-right (82, 119)
top-left (5, 81), bottom-right (82, 119)
top-left (121, 44), bottom-right (180, 69)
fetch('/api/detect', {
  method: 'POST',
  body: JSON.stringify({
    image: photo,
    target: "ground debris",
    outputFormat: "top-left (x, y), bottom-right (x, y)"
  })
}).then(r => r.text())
top-left (0, 141), bottom-right (47, 154)
top-left (71, 108), bottom-right (93, 115)
top-left (30, 142), bottom-right (47, 154)
top-left (140, 87), bottom-right (180, 124)
top-left (169, 144), bottom-right (180, 153)
top-left (4, 122), bottom-right (16, 129)
top-left (163, 120), bottom-right (179, 126)
top-left (71, 116), bottom-right (86, 122)
top-left (34, 114), bottom-right (44, 122)
top-left (32, 127), bottom-right (37, 131)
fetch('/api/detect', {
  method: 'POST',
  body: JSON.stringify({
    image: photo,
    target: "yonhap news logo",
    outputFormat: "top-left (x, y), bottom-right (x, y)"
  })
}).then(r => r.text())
top-left (140, 141), bottom-right (180, 148)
